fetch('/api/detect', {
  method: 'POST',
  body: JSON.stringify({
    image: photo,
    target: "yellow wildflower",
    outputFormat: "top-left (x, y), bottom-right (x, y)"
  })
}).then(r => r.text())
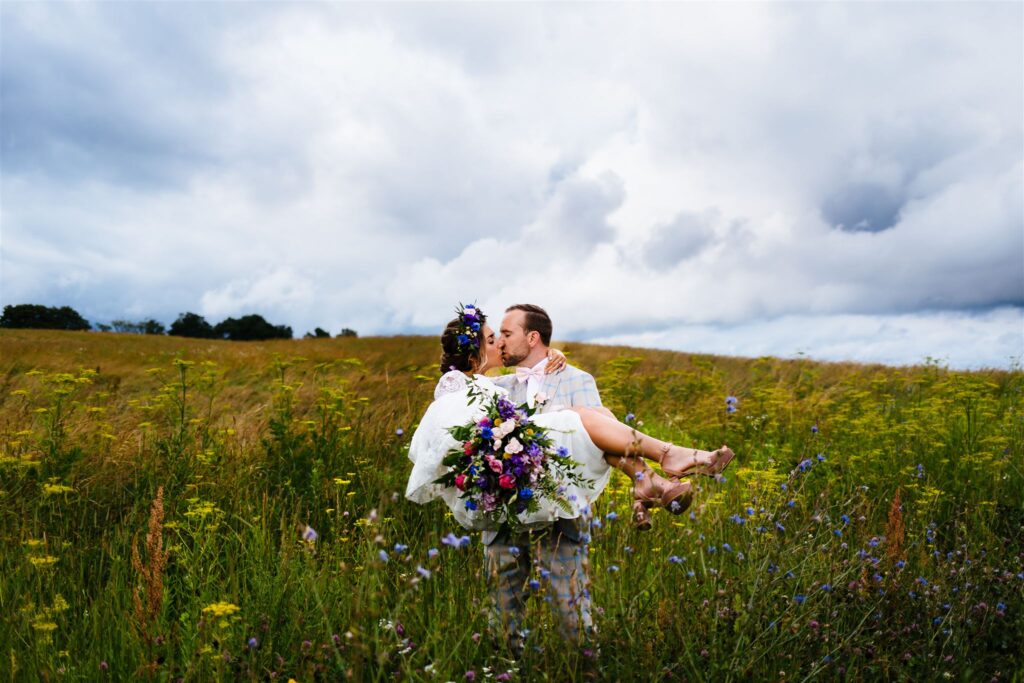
top-left (29, 556), bottom-right (58, 568)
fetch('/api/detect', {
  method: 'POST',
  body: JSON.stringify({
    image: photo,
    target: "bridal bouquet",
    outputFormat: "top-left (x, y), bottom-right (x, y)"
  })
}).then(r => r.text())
top-left (433, 386), bottom-right (589, 534)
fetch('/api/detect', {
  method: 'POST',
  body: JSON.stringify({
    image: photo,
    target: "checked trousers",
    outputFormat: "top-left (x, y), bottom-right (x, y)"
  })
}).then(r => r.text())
top-left (484, 523), bottom-right (595, 652)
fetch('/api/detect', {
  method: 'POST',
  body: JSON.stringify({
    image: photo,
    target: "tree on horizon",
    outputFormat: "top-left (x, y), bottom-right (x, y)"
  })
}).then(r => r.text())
top-left (0, 304), bottom-right (91, 331)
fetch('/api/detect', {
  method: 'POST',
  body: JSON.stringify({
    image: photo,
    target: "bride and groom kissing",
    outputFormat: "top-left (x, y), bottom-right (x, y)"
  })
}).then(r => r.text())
top-left (405, 302), bottom-right (735, 652)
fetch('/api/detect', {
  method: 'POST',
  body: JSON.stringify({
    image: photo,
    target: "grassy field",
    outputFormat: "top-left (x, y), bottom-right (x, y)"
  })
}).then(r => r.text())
top-left (1, 329), bottom-right (1021, 682)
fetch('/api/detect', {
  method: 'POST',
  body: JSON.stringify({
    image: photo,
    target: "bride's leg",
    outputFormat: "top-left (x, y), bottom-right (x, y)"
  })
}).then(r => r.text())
top-left (569, 407), bottom-right (732, 478)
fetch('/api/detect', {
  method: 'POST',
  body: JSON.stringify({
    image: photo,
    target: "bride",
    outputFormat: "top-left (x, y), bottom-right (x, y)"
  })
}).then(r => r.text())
top-left (406, 305), bottom-right (734, 530)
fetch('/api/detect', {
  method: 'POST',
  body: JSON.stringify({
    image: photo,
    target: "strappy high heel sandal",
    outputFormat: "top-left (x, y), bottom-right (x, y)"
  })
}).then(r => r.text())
top-left (630, 459), bottom-right (694, 519)
top-left (658, 444), bottom-right (736, 481)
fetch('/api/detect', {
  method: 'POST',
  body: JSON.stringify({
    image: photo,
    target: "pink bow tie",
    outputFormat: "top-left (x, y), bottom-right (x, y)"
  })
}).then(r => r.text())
top-left (515, 366), bottom-right (545, 384)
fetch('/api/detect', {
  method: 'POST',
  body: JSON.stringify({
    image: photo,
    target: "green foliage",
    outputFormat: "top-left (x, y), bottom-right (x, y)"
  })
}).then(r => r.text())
top-left (214, 314), bottom-right (292, 341)
top-left (111, 319), bottom-right (166, 334)
top-left (1, 304), bottom-right (90, 331)
top-left (169, 312), bottom-right (217, 339)
top-left (0, 332), bottom-right (1021, 681)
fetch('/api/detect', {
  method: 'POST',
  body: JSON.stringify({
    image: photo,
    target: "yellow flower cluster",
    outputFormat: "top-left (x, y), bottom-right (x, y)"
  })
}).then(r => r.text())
top-left (201, 601), bottom-right (240, 618)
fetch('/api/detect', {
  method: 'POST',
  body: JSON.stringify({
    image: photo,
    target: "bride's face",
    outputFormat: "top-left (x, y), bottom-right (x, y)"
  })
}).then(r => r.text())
top-left (478, 324), bottom-right (501, 373)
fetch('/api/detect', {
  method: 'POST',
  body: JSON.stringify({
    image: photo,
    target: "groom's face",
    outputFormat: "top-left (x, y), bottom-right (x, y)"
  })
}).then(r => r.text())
top-left (499, 310), bottom-right (531, 367)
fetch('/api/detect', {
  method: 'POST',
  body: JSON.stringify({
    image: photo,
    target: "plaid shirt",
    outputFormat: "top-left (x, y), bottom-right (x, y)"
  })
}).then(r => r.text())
top-left (491, 363), bottom-right (603, 413)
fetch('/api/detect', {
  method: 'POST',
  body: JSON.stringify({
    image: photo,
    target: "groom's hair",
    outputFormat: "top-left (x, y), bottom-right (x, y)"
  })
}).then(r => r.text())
top-left (506, 304), bottom-right (552, 346)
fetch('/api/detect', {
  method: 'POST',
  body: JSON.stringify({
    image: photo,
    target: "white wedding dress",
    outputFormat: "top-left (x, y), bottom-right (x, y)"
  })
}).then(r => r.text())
top-left (406, 371), bottom-right (612, 530)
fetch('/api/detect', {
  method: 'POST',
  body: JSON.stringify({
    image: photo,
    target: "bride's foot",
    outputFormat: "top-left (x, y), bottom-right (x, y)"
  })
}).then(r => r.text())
top-left (660, 444), bottom-right (735, 481)
top-left (632, 464), bottom-right (693, 518)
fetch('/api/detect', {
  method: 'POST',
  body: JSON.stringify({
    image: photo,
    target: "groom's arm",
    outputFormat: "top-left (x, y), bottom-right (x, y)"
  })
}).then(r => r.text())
top-left (564, 367), bottom-right (603, 409)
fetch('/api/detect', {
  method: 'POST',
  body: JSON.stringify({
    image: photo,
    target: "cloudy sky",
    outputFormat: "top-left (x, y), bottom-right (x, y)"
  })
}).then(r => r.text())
top-left (2, 2), bottom-right (1021, 369)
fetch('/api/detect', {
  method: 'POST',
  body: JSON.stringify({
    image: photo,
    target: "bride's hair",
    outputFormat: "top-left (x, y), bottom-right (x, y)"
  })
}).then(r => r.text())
top-left (439, 309), bottom-right (488, 375)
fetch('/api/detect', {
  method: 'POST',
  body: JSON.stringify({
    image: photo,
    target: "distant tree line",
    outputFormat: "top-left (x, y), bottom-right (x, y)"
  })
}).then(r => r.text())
top-left (1, 304), bottom-right (358, 341)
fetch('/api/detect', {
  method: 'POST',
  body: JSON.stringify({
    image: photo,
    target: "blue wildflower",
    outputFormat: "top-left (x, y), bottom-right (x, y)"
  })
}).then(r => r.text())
top-left (821, 584), bottom-right (831, 592)
top-left (840, 514), bottom-right (850, 525)
top-left (816, 453), bottom-right (826, 462)
top-left (427, 548), bottom-right (439, 558)
top-left (248, 637), bottom-right (258, 649)
top-left (722, 543), bottom-right (732, 553)
top-left (509, 546), bottom-right (521, 557)
top-left (787, 500), bottom-right (796, 508)
top-left (668, 555), bottom-right (684, 564)
top-left (394, 543), bottom-right (409, 553)
top-left (417, 565), bottom-right (432, 579)
top-left (624, 413), bottom-right (635, 423)
top-left (811, 425), bottom-right (819, 434)
top-left (794, 594), bottom-right (806, 605)
top-left (608, 565), bottom-right (620, 573)
top-left (378, 550), bottom-right (389, 563)
top-left (529, 579), bottom-right (541, 590)
top-left (606, 511), bottom-right (619, 521)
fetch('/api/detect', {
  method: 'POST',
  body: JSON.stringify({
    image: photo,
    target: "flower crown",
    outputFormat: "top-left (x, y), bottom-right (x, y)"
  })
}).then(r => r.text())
top-left (454, 303), bottom-right (484, 354)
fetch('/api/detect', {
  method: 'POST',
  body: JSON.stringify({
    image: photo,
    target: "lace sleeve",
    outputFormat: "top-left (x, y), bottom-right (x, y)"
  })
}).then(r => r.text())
top-left (434, 370), bottom-right (469, 400)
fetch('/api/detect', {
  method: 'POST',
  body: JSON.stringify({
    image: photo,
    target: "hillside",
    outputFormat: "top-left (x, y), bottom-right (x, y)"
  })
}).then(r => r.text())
top-left (1, 329), bottom-right (1021, 681)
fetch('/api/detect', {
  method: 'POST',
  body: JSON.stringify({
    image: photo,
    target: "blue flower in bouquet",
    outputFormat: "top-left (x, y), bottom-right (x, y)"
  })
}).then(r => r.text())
top-left (465, 499), bottom-right (478, 511)
top-left (557, 446), bottom-right (569, 457)
top-left (481, 426), bottom-right (494, 440)
top-left (520, 487), bottom-right (534, 501)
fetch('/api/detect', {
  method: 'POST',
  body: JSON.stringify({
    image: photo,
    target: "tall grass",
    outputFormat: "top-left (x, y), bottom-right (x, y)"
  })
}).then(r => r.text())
top-left (1, 329), bottom-right (1021, 681)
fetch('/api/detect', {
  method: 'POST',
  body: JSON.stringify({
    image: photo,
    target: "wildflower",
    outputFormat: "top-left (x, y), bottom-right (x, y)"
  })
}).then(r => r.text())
top-left (840, 514), bottom-right (850, 525)
top-left (465, 671), bottom-right (476, 681)
top-left (726, 396), bottom-right (738, 405)
top-left (417, 566), bottom-right (431, 579)
top-left (302, 525), bottom-right (318, 542)
top-left (624, 413), bottom-right (635, 423)
top-left (378, 550), bottom-right (389, 563)
top-left (811, 425), bottom-right (818, 434)
top-left (529, 579), bottom-right (541, 590)
top-left (396, 428), bottom-right (405, 436)
top-left (775, 522), bottom-right (786, 533)
top-left (442, 532), bottom-right (469, 548)
top-left (668, 555), bottom-right (684, 564)
top-left (787, 500), bottom-right (796, 508)
top-left (427, 548), bottom-right (439, 559)
top-left (834, 529), bottom-right (842, 537)
top-left (794, 595), bottom-right (806, 605)
top-left (708, 546), bottom-right (717, 554)
top-left (726, 404), bottom-right (736, 414)
top-left (100, 661), bottom-right (109, 671)
top-left (821, 584), bottom-right (831, 592)
top-left (816, 453), bottom-right (826, 462)
top-left (394, 543), bottom-right (409, 553)
top-left (248, 637), bottom-right (258, 649)
top-left (896, 560), bottom-right (906, 569)
top-left (509, 546), bottom-right (521, 557)
top-left (722, 543), bottom-right (732, 553)
top-left (608, 565), bottom-right (620, 573)
top-left (606, 511), bottom-right (618, 521)
top-left (868, 537), bottom-right (880, 548)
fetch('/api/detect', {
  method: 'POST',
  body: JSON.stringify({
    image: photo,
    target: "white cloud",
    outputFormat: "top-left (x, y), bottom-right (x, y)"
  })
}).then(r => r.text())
top-left (1, 2), bottom-right (1020, 365)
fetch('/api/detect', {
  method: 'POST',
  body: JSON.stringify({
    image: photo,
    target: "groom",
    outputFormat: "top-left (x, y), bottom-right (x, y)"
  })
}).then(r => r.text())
top-left (485, 303), bottom-right (605, 652)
